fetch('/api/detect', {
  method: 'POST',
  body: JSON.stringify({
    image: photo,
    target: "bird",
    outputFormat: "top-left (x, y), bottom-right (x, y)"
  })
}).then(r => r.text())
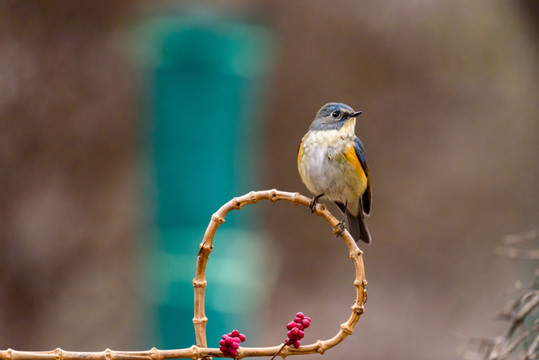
top-left (297, 102), bottom-right (372, 244)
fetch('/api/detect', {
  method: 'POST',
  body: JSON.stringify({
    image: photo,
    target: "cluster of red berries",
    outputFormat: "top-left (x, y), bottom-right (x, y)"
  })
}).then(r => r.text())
top-left (285, 312), bottom-right (311, 348)
top-left (219, 330), bottom-right (246, 358)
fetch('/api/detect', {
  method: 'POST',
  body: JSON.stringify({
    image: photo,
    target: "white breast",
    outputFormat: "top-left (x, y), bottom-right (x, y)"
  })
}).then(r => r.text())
top-left (298, 123), bottom-right (362, 208)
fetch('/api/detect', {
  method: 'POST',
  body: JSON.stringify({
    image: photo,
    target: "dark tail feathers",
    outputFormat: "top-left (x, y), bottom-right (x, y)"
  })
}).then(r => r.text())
top-left (346, 211), bottom-right (372, 244)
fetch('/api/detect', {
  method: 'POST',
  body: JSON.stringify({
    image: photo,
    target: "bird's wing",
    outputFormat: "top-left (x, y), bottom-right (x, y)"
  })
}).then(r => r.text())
top-left (354, 137), bottom-right (371, 216)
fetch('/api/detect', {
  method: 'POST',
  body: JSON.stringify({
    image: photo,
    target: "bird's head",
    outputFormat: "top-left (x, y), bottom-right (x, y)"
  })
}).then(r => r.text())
top-left (309, 103), bottom-right (362, 131)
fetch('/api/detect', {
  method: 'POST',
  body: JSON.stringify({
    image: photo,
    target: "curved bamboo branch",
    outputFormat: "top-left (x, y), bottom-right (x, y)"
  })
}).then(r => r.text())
top-left (193, 189), bottom-right (367, 358)
top-left (1, 189), bottom-right (367, 360)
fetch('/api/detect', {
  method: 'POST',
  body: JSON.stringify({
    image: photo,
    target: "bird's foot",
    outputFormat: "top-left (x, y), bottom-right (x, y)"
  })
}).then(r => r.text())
top-left (309, 193), bottom-right (324, 213)
top-left (333, 216), bottom-right (347, 237)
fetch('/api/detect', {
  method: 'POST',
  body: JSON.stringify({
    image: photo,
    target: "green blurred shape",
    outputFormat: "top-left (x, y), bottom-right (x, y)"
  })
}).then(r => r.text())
top-left (132, 12), bottom-right (275, 349)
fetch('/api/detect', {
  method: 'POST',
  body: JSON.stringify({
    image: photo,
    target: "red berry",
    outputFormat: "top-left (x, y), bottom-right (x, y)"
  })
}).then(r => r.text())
top-left (219, 330), bottom-right (247, 358)
top-left (283, 314), bottom-right (310, 351)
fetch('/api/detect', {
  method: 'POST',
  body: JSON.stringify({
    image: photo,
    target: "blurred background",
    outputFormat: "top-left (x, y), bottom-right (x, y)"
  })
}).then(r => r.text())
top-left (0, 1), bottom-right (538, 359)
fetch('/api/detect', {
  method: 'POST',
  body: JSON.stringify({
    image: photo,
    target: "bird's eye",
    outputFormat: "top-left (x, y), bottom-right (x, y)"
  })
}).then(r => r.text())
top-left (331, 111), bottom-right (341, 118)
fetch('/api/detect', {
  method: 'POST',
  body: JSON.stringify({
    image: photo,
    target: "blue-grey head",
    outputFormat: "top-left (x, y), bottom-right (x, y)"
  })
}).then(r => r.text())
top-left (309, 103), bottom-right (362, 131)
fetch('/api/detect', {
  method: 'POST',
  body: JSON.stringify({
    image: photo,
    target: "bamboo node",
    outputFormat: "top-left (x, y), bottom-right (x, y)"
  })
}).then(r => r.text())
top-left (315, 341), bottom-right (328, 354)
top-left (192, 317), bottom-right (208, 324)
top-left (353, 280), bottom-right (363, 287)
top-left (270, 189), bottom-right (278, 202)
top-left (192, 279), bottom-right (207, 288)
top-left (198, 242), bottom-right (213, 253)
top-left (351, 303), bottom-right (365, 314)
top-left (249, 191), bottom-right (258, 204)
top-left (278, 345), bottom-right (288, 359)
top-left (362, 279), bottom-right (368, 286)
top-left (233, 198), bottom-right (242, 209)
top-left (315, 203), bottom-right (326, 215)
top-left (105, 349), bottom-right (112, 360)
top-left (292, 193), bottom-right (301, 205)
top-left (55, 348), bottom-right (63, 360)
top-left (349, 248), bottom-right (363, 257)
top-left (150, 347), bottom-right (162, 360)
top-left (190, 346), bottom-right (199, 360)
top-left (6, 349), bottom-right (12, 360)
top-left (211, 213), bottom-right (225, 224)
top-left (340, 323), bottom-right (353, 335)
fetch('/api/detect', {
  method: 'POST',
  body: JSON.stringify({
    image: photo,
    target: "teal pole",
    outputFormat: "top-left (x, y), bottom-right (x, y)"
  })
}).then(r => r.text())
top-left (132, 13), bottom-right (275, 349)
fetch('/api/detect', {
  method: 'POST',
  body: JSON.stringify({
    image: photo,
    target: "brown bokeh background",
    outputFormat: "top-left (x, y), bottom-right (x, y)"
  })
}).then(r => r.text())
top-left (1, 1), bottom-right (538, 359)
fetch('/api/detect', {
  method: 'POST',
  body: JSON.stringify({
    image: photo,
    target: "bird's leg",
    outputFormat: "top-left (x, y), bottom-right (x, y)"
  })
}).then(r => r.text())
top-left (309, 193), bottom-right (325, 213)
top-left (333, 201), bottom-right (348, 236)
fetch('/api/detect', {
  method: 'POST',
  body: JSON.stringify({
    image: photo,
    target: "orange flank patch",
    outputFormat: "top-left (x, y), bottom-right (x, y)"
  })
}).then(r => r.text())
top-left (342, 145), bottom-right (368, 184)
top-left (297, 140), bottom-right (304, 165)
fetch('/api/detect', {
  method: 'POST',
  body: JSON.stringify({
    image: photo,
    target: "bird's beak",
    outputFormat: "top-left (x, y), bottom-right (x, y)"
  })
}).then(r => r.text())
top-left (343, 111), bottom-right (363, 120)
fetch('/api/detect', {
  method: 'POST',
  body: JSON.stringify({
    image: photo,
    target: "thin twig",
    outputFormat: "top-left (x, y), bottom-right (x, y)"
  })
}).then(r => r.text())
top-left (463, 228), bottom-right (539, 360)
top-left (497, 324), bottom-right (539, 359)
top-left (269, 344), bottom-right (287, 360)
top-left (525, 332), bottom-right (539, 359)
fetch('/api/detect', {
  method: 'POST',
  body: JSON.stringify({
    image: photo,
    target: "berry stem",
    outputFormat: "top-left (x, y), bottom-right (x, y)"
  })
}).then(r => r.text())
top-left (270, 343), bottom-right (287, 360)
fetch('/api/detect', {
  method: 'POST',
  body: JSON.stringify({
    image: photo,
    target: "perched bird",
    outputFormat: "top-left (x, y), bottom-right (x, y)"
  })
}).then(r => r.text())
top-left (297, 102), bottom-right (372, 244)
